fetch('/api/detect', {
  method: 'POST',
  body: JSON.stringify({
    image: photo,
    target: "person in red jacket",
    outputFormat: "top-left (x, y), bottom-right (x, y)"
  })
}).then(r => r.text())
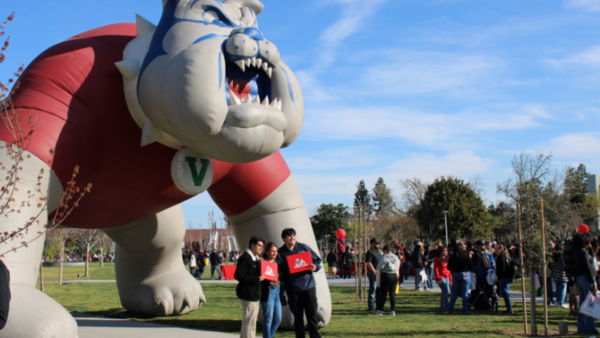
top-left (434, 246), bottom-right (452, 312)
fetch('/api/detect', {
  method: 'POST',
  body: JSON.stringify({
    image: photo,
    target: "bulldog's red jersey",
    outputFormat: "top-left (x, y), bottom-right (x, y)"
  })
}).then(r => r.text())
top-left (1, 24), bottom-right (290, 228)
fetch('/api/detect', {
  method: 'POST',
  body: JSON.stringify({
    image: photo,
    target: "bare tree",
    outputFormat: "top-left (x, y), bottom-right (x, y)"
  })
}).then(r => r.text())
top-left (46, 228), bottom-right (69, 286)
top-left (399, 178), bottom-right (427, 214)
top-left (71, 228), bottom-right (103, 277)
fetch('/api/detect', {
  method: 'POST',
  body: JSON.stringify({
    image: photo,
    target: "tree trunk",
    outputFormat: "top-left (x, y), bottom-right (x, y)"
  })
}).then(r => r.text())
top-left (85, 243), bottom-right (90, 277)
top-left (100, 247), bottom-right (104, 267)
top-left (39, 261), bottom-right (44, 292)
top-left (59, 243), bottom-right (64, 287)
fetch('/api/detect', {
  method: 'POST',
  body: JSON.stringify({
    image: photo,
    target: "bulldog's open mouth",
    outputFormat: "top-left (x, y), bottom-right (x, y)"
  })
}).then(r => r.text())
top-left (224, 61), bottom-right (286, 132)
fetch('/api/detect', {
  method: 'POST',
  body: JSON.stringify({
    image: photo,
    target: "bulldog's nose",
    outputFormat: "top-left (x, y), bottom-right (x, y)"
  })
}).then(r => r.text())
top-left (224, 27), bottom-right (280, 73)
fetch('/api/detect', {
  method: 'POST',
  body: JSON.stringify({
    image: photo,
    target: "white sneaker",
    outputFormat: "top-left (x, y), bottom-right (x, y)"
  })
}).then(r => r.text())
top-left (389, 311), bottom-right (396, 315)
top-left (376, 311), bottom-right (382, 316)
top-left (560, 303), bottom-right (569, 308)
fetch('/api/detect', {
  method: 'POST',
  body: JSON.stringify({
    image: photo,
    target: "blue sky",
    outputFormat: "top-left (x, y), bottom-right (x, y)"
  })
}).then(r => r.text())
top-left (2, 0), bottom-right (600, 227)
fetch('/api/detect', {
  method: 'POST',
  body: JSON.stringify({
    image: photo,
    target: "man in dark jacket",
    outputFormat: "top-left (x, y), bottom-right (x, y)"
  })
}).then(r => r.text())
top-left (326, 248), bottom-right (337, 279)
top-left (471, 240), bottom-right (491, 268)
top-left (276, 228), bottom-right (322, 338)
top-left (210, 248), bottom-right (223, 280)
top-left (0, 259), bottom-right (9, 330)
top-left (234, 236), bottom-right (265, 338)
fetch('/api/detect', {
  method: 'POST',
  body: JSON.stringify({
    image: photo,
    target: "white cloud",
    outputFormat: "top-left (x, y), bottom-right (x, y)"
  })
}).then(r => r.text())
top-left (546, 133), bottom-right (600, 160)
top-left (564, 0), bottom-right (600, 12)
top-left (547, 45), bottom-right (600, 69)
top-left (303, 104), bottom-right (552, 149)
top-left (291, 151), bottom-right (494, 196)
top-left (359, 50), bottom-right (500, 97)
top-left (286, 145), bottom-right (382, 170)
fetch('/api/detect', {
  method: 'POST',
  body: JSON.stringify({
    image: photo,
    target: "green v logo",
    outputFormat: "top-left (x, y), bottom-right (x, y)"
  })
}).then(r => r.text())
top-left (185, 157), bottom-right (210, 187)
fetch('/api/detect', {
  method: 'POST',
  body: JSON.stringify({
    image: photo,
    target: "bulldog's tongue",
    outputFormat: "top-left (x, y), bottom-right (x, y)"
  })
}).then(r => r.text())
top-left (229, 78), bottom-right (251, 102)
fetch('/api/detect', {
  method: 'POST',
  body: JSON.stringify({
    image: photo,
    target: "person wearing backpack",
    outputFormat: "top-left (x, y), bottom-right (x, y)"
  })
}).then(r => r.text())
top-left (551, 244), bottom-right (569, 308)
top-left (495, 244), bottom-right (515, 314)
top-left (573, 231), bottom-right (600, 334)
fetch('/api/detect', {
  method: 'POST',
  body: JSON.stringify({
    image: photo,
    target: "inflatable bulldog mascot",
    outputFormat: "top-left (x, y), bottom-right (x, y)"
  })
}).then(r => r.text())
top-left (0, 0), bottom-right (331, 336)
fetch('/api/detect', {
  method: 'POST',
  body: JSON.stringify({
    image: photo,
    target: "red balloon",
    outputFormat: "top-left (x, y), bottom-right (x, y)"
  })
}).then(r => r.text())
top-left (336, 229), bottom-right (346, 239)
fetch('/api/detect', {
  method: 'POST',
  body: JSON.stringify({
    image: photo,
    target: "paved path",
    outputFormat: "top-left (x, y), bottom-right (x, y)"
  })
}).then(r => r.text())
top-left (73, 313), bottom-right (244, 338)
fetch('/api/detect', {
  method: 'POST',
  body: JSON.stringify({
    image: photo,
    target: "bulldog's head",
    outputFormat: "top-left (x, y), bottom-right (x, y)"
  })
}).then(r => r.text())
top-left (117, 0), bottom-right (304, 163)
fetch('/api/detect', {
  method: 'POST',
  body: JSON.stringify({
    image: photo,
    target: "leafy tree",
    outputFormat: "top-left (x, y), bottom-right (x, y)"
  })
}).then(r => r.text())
top-left (372, 177), bottom-right (394, 217)
top-left (354, 180), bottom-right (371, 214)
top-left (565, 164), bottom-right (589, 204)
top-left (311, 203), bottom-right (350, 246)
top-left (416, 176), bottom-right (490, 240)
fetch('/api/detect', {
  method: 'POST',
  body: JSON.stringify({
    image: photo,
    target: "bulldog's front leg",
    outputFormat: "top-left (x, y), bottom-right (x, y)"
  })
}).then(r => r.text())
top-left (225, 176), bottom-right (332, 329)
top-left (104, 204), bottom-right (205, 316)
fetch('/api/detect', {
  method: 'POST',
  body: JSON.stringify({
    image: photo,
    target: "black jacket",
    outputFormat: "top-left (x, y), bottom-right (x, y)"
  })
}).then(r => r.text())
top-left (471, 249), bottom-right (491, 268)
top-left (412, 250), bottom-right (424, 268)
top-left (448, 252), bottom-right (473, 273)
top-left (234, 252), bottom-right (261, 301)
top-left (574, 249), bottom-right (597, 284)
top-left (344, 251), bottom-right (354, 269)
top-left (326, 252), bottom-right (337, 265)
top-left (495, 254), bottom-right (513, 280)
top-left (0, 259), bottom-right (10, 330)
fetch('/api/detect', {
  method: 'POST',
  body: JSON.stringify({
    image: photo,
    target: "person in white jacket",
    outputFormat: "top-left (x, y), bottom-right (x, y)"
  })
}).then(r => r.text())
top-left (376, 245), bottom-right (401, 315)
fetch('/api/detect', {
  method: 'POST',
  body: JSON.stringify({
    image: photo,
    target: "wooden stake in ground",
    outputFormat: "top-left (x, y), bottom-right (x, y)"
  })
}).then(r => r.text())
top-left (354, 219), bottom-right (359, 302)
top-left (541, 199), bottom-right (548, 337)
top-left (39, 260), bottom-right (44, 293)
top-left (59, 242), bottom-right (64, 287)
top-left (527, 183), bottom-right (537, 336)
top-left (517, 203), bottom-right (528, 335)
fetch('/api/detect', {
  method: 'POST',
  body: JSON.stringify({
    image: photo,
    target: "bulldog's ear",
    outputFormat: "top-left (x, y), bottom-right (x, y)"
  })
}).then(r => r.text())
top-left (224, 0), bottom-right (264, 14)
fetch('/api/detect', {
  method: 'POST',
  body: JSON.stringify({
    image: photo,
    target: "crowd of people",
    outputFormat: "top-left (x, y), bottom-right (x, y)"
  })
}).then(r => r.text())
top-left (183, 249), bottom-right (242, 280)
top-left (318, 223), bottom-right (600, 335)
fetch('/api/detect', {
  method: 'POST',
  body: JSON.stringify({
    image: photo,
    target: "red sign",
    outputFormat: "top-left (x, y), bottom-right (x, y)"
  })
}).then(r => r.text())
top-left (286, 251), bottom-right (313, 274)
top-left (261, 260), bottom-right (278, 282)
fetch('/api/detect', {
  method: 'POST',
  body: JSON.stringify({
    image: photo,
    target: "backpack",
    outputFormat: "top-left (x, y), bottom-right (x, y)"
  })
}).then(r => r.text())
top-left (563, 243), bottom-right (575, 281)
top-left (509, 260), bottom-right (520, 279)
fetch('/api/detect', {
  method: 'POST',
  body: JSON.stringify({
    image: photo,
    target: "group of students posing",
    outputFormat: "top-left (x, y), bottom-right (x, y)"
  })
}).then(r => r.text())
top-left (234, 228), bottom-right (323, 338)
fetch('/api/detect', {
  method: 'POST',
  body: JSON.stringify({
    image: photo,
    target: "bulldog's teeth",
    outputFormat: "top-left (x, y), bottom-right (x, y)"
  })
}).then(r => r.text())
top-left (253, 95), bottom-right (260, 104)
top-left (256, 58), bottom-right (263, 69)
top-left (267, 67), bottom-right (273, 78)
top-left (229, 90), bottom-right (242, 105)
top-left (243, 95), bottom-right (251, 103)
top-left (262, 63), bottom-right (268, 72)
top-left (261, 96), bottom-right (270, 106)
top-left (252, 57), bottom-right (257, 67)
top-left (270, 98), bottom-right (277, 107)
top-left (245, 58), bottom-right (252, 67)
top-left (235, 59), bottom-right (246, 72)
top-left (277, 99), bottom-right (283, 110)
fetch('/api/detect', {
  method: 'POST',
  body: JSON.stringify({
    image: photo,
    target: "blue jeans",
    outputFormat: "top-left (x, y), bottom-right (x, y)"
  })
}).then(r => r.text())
top-left (425, 266), bottom-right (434, 289)
top-left (260, 287), bottom-right (282, 338)
top-left (368, 273), bottom-right (380, 310)
top-left (439, 278), bottom-right (450, 311)
top-left (403, 262), bottom-right (411, 281)
top-left (190, 266), bottom-right (196, 277)
top-left (211, 265), bottom-right (222, 279)
top-left (554, 280), bottom-right (567, 304)
top-left (337, 263), bottom-right (344, 278)
top-left (546, 276), bottom-right (555, 304)
top-left (499, 278), bottom-right (514, 313)
top-left (448, 272), bottom-right (470, 314)
top-left (577, 274), bottom-right (600, 334)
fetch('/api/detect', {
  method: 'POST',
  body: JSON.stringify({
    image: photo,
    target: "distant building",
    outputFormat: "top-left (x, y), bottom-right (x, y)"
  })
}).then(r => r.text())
top-left (587, 174), bottom-right (600, 229)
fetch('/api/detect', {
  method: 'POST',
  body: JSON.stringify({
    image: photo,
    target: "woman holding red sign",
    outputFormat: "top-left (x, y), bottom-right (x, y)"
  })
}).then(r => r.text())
top-left (260, 242), bottom-right (282, 338)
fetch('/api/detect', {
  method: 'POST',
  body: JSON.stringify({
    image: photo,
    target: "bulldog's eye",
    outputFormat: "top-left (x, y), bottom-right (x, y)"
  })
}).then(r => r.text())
top-left (204, 10), bottom-right (219, 23)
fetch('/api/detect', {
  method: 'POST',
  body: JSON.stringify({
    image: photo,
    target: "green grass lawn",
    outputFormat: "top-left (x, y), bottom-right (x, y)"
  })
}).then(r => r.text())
top-left (41, 280), bottom-right (578, 337)
top-left (39, 262), bottom-right (239, 281)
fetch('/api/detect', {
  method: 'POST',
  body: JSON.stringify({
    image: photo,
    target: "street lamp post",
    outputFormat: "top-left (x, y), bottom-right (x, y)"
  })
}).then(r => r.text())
top-left (443, 211), bottom-right (449, 247)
